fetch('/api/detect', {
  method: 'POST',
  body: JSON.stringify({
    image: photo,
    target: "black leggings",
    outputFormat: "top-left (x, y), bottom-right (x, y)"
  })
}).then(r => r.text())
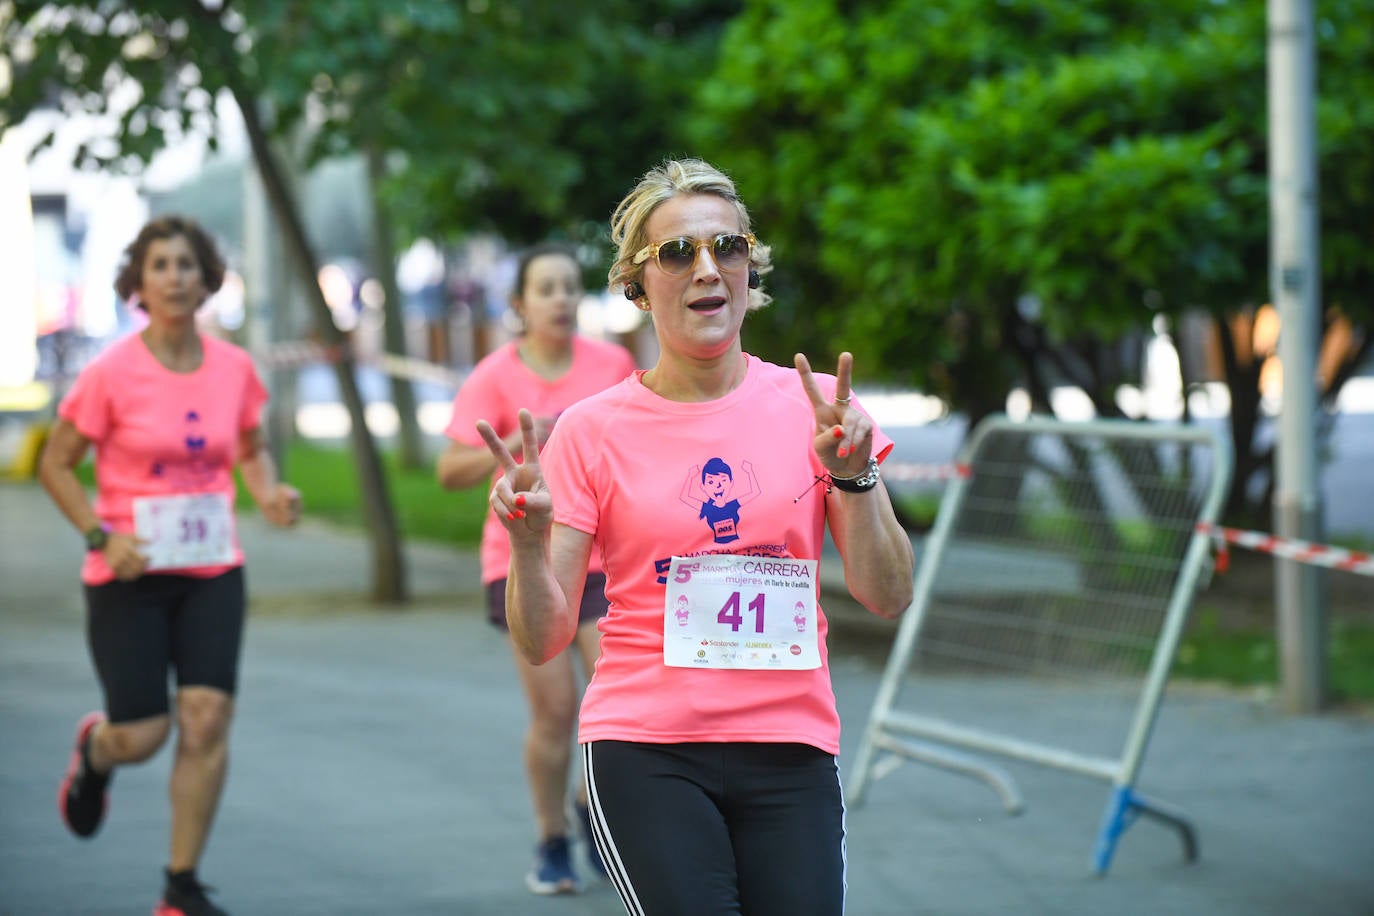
top-left (583, 741), bottom-right (847, 916)
top-left (83, 568), bottom-right (246, 722)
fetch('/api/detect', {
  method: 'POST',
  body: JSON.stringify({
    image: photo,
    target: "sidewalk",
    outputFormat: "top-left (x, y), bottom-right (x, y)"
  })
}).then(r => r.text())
top-left (2, 480), bottom-right (1372, 915)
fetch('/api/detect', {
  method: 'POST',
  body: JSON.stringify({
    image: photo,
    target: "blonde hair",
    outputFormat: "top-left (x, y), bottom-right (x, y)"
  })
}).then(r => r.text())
top-left (608, 158), bottom-right (772, 310)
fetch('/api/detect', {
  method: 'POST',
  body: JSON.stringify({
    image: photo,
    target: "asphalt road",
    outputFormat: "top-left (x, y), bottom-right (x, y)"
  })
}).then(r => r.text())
top-left (3, 481), bottom-right (1373, 915)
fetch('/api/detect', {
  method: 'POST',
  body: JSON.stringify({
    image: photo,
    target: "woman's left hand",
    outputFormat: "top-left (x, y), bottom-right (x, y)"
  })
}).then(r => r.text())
top-left (795, 351), bottom-right (873, 478)
top-left (262, 483), bottom-right (303, 527)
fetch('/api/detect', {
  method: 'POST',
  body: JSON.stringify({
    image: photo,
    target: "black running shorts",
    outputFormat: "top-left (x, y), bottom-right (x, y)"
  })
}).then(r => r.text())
top-left (83, 568), bottom-right (246, 723)
top-left (485, 572), bottom-right (609, 631)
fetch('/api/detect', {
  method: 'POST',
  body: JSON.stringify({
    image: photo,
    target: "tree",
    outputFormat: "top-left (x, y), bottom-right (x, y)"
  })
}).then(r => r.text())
top-left (688, 0), bottom-right (1373, 519)
top-left (352, 0), bottom-right (743, 247)
top-left (3, 0), bottom-right (749, 600)
top-left (235, 0), bottom-right (741, 455)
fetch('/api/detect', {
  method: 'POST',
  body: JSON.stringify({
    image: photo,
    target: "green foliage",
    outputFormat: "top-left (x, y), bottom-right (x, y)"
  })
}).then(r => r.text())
top-left (1176, 609), bottom-right (1374, 703)
top-left (1, 2), bottom-right (234, 168)
top-left (268, 442), bottom-right (488, 547)
top-left (889, 488), bottom-right (942, 531)
top-left (8, 0), bottom-right (1370, 412)
top-left (253, 0), bottom-right (744, 247)
top-left (1, 0), bottom-right (741, 251)
top-left (76, 441), bottom-right (488, 546)
top-left (688, 0), bottom-right (1373, 410)
top-left (1316, 0), bottom-right (1374, 312)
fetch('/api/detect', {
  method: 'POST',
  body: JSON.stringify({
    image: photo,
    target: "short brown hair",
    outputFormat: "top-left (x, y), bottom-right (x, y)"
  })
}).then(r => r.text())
top-left (114, 215), bottom-right (227, 308)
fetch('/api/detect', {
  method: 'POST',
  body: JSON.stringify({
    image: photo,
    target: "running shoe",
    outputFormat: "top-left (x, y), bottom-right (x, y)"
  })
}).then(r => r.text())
top-left (58, 711), bottom-right (111, 838)
top-left (525, 835), bottom-right (581, 895)
top-left (154, 870), bottom-right (229, 916)
top-left (576, 802), bottom-right (609, 880)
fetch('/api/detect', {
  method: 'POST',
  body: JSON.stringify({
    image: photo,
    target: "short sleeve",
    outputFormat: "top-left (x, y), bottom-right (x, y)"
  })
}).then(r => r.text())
top-left (540, 417), bottom-right (601, 538)
top-left (58, 360), bottom-right (112, 442)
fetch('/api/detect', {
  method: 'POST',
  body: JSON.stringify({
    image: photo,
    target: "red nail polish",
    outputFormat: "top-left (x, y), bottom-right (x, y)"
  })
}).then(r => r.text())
top-left (515, 494), bottom-right (526, 507)
top-left (515, 510), bottom-right (526, 519)
top-left (837, 446), bottom-right (848, 458)
top-left (832, 427), bottom-right (844, 438)
top-left (505, 512), bottom-right (516, 521)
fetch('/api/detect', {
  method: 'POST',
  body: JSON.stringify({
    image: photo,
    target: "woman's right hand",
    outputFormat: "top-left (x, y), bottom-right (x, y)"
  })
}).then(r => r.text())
top-left (103, 532), bottom-right (149, 581)
top-left (476, 408), bottom-right (553, 537)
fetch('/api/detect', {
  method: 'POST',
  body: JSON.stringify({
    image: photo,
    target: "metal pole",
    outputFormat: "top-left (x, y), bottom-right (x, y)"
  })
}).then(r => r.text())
top-left (1267, 0), bottom-right (1327, 713)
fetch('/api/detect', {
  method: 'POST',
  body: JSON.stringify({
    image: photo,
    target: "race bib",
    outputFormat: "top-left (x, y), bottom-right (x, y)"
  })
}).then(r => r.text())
top-left (663, 555), bottom-right (821, 670)
top-left (132, 493), bottom-right (236, 570)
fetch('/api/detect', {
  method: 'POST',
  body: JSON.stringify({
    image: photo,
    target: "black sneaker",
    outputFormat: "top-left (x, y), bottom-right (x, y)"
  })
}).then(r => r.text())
top-left (58, 711), bottom-right (111, 838)
top-left (154, 870), bottom-right (229, 916)
top-left (576, 802), bottom-right (609, 880)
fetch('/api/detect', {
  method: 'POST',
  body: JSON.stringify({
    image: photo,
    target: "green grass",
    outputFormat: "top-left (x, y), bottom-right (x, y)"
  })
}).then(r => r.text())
top-left (75, 441), bottom-right (490, 548)
top-left (274, 441), bottom-right (488, 547)
top-left (890, 489), bottom-right (942, 531)
top-left (1174, 609), bottom-right (1374, 704)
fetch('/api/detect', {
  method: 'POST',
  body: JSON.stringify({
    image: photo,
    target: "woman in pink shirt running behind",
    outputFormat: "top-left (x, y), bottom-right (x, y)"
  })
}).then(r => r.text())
top-left (437, 242), bottom-right (636, 895)
top-left (39, 215), bottom-right (300, 916)
top-left (476, 159), bottom-right (915, 915)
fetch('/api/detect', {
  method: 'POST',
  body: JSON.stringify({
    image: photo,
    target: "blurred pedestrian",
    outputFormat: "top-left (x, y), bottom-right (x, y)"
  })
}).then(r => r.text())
top-left (476, 158), bottom-right (915, 915)
top-left (38, 214), bottom-right (301, 916)
top-left (436, 242), bottom-right (636, 894)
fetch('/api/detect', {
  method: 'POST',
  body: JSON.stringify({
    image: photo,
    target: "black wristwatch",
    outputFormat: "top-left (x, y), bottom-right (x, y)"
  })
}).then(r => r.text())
top-left (83, 524), bottom-right (110, 552)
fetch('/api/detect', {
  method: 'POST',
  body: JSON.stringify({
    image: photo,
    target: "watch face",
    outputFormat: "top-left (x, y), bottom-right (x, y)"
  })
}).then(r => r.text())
top-left (85, 526), bottom-right (108, 551)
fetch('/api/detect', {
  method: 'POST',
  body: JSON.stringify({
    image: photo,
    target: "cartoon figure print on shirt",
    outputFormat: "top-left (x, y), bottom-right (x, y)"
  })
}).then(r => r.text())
top-left (679, 457), bottom-right (761, 544)
top-left (150, 409), bottom-right (220, 488)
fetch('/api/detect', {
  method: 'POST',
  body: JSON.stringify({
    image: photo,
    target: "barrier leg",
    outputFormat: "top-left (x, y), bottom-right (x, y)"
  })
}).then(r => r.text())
top-left (1092, 785), bottom-right (1198, 875)
top-left (874, 733), bottom-right (1024, 815)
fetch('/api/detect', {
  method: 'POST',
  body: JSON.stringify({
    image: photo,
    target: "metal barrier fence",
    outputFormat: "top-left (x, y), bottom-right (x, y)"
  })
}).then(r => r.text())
top-left (848, 415), bottom-right (1232, 874)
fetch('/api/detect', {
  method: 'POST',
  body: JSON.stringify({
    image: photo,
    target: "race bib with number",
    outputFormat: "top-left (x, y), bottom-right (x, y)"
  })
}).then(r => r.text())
top-left (663, 554), bottom-right (820, 670)
top-left (132, 493), bottom-right (236, 570)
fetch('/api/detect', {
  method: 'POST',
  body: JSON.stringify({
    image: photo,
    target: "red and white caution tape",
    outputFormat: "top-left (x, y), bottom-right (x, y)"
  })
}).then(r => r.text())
top-left (1197, 522), bottom-right (1374, 577)
top-left (374, 352), bottom-right (465, 389)
top-left (253, 341), bottom-right (465, 389)
top-left (254, 340), bottom-right (342, 372)
top-left (883, 462), bottom-right (972, 482)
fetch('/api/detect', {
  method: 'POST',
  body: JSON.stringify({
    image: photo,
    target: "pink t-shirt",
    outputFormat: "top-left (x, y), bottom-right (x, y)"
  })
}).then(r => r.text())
top-left (444, 336), bottom-right (637, 584)
top-left (59, 332), bottom-right (268, 585)
top-left (540, 354), bottom-right (894, 755)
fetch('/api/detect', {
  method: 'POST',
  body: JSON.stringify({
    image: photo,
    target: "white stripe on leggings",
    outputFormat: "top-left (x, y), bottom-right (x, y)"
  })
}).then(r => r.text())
top-left (583, 742), bottom-right (646, 915)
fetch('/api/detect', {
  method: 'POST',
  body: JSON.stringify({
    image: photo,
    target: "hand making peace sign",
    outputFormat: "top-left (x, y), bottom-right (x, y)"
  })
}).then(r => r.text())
top-left (475, 409), bottom-right (554, 535)
top-left (794, 351), bottom-right (874, 480)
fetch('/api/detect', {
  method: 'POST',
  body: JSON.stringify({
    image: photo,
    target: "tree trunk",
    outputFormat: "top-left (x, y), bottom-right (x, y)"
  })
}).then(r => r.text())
top-left (365, 144), bottom-right (425, 470)
top-left (231, 86), bottom-right (408, 604)
top-left (1214, 313), bottom-right (1266, 522)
